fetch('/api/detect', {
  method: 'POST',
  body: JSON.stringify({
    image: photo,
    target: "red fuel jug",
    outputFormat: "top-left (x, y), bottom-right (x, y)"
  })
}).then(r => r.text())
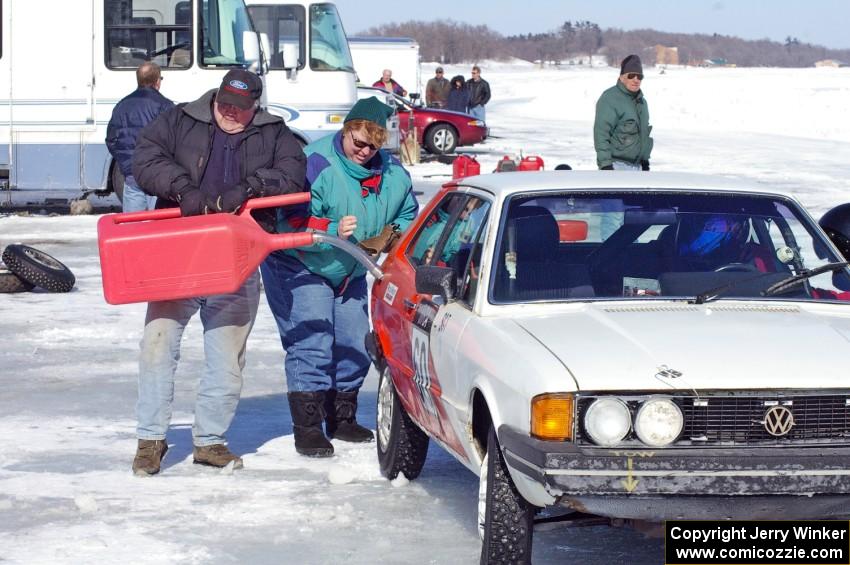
top-left (98, 193), bottom-right (315, 305)
top-left (518, 155), bottom-right (545, 171)
top-left (452, 155), bottom-right (481, 179)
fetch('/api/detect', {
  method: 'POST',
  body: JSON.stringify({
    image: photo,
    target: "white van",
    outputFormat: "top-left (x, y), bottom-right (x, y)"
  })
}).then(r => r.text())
top-left (348, 36), bottom-right (421, 96)
top-left (0, 0), bottom-right (356, 197)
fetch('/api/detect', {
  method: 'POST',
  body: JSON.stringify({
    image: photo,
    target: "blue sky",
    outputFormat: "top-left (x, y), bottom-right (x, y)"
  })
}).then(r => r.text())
top-left (332, 0), bottom-right (850, 50)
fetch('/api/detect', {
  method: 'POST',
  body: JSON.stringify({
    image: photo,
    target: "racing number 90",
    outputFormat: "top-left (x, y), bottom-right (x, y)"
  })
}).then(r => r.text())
top-left (411, 327), bottom-right (438, 417)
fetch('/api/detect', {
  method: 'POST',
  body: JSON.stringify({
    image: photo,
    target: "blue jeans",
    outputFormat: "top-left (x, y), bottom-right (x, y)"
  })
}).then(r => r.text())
top-left (468, 104), bottom-right (486, 122)
top-left (136, 272), bottom-right (260, 446)
top-left (260, 252), bottom-right (370, 393)
top-left (123, 175), bottom-right (156, 213)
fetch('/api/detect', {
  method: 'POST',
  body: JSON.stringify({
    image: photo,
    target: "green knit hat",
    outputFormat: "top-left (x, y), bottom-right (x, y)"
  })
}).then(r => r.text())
top-left (344, 96), bottom-right (394, 128)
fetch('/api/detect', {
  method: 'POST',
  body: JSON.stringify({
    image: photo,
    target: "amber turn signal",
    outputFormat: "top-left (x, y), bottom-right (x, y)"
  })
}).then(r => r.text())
top-left (531, 393), bottom-right (574, 441)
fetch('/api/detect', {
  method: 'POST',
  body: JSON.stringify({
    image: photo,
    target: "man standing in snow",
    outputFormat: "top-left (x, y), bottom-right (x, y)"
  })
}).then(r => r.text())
top-left (128, 70), bottom-right (306, 476)
top-left (372, 69), bottom-right (407, 97)
top-left (593, 54), bottom-right (653, 171)
top-left (466, 66), bottom-right (491, 122)
top-left (425, 67), bottom-right (450, 108)
top-left (105, 62), bottom-right (173, 212)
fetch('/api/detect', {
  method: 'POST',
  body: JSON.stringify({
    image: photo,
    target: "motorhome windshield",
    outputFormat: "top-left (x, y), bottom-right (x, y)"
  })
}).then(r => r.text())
top-left (309, 3), bottom-right (354, 72)
top-left (247, 4), bottom-right (306, 70)
top-left (201, 0), bottom-right (256, 66)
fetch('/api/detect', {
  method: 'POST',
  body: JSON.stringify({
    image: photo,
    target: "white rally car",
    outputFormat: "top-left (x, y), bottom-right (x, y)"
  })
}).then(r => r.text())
top-left (369, 171), bottom-right (850, 564)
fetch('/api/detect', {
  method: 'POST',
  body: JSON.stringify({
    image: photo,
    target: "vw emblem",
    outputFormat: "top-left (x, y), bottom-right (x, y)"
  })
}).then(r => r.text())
top-left (763, 405), bottom-right (795, 436)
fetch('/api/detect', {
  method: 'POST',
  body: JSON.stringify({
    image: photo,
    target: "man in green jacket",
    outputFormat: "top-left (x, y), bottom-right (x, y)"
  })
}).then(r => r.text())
top-left (262, 97), bottom-right (418, 457)
top-left (594, 54), bottom-right (653, 171)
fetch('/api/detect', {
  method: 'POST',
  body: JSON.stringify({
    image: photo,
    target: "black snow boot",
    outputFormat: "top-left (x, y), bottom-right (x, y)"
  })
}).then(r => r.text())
top-left (288, 391), bottom-right (334, 457)
top-left (326, 389), bottom-right (375, 443)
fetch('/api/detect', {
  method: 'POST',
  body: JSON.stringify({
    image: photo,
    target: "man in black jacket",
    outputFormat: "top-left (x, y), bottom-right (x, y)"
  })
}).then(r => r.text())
top-left (466, 65), bottom-right (491, 123)
top-left (105, 62), bottom-right (173, 212)
top-left (129, 70), bottom-right (306, 476)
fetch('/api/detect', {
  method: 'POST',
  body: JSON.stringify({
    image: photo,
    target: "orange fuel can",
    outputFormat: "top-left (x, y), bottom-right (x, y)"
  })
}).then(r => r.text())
top-left (97, 193), bottom-right (314, 305)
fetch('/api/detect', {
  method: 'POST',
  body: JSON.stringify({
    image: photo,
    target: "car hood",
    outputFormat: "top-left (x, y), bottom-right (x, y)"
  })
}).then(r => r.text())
top-left (512, 302), bottom-right (850, 391)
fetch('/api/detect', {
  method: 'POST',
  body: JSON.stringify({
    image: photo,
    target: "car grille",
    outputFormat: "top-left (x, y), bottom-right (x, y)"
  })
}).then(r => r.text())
top-left (577, 393), bottom-right (850, 447)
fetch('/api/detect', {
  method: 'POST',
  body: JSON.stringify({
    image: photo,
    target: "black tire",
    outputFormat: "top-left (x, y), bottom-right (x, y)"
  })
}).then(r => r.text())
top-left (111, 162), bottom-right (124, 204)
top-left (479, 425), bottom-right (534, 565)
top-left (0, 268), bottom-right (34, 293)
top-left (376, 364), bottom-right (429, 480)
top-left (2, 244), bottom-right (75, 293)
top-left (424, 123), bottom-right (458, 155)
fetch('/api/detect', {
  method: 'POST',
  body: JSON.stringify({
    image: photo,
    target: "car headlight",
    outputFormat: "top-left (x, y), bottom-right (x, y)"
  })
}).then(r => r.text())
top-left (467, 120), bottom-right (485, 127)
top-left (634, 397), bottom-right (683, 447)
top-left (584, 398), bottom-right (631, 446)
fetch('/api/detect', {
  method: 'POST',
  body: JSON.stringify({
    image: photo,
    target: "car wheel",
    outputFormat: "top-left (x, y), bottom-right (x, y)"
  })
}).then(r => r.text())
top-left (479, 425), bottom-right (534, 565)
top-left (0, 266), bottom-right (34, 293)
top-left (424, 124), bottom-right (458, 155)
top-left (376, 364), bottom-right (429, 480)
top-left (2, 244), bottom-right (75, 293)
top-left (111, 162), bottom-right (124, 204)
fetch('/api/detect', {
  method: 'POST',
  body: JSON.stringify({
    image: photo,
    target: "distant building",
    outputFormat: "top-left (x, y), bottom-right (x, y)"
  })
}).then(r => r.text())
top-left (702, 58), bottom-right (736, 68)
top-left (654, 45), bottom-right (679, 65)
top-left (814, 59), bottom-right (847, 68)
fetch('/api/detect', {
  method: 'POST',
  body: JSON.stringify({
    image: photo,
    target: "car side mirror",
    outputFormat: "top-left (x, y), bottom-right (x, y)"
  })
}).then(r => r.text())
top-left (819, 203), bottom-right (850, 261)
top-left (415, 264), bottom-right (457, 302)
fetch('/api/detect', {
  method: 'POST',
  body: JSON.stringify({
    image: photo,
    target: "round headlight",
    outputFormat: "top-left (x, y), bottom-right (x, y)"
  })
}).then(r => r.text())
top-left (634, 398), bottom-right (683, 447)
top-left (584, 398), bottom-right (631, 446)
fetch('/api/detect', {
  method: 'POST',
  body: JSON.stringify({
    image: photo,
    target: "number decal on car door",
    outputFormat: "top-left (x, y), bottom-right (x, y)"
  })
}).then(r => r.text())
top-left (411, 302), bottom-right (439, 418)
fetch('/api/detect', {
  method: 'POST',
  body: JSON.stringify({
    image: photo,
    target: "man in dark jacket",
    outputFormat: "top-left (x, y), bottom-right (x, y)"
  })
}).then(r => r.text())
top-left (105, 62), bottom-right (173, 212)
top-left (129, 70), bottom-right (306, 476)
top-left (593, 54), bottom-right (653, 171)
top-left (466, 65), bottom-right (491, 122)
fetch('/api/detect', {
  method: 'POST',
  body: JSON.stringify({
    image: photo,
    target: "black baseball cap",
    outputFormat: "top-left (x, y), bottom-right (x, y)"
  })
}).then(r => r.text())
top-left (217, 69), bottom-right (262, 110)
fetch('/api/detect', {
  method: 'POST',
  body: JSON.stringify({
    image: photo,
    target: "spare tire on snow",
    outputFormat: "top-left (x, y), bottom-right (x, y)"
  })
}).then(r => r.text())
top-left (0, 267), bottom-right (34, 293)
top-left (2, 244), bottom-right (75, 293)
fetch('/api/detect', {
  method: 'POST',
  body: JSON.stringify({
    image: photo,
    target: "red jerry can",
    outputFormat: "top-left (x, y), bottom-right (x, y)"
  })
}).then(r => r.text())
top-left (518, 155), bottom-right (545, 171)
top-left (97, 193), bottom-right (314, 305)
top-left (452, 155), bottom-right (481, 179)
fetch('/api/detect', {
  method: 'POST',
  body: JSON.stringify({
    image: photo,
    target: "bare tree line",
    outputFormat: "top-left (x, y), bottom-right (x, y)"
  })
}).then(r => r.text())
top-left (361, 19), bottom-right (850, 67)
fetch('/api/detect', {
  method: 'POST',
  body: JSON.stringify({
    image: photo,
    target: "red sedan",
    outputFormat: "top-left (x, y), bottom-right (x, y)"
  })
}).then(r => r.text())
top-left (392, 94), bottom-right (488, 155)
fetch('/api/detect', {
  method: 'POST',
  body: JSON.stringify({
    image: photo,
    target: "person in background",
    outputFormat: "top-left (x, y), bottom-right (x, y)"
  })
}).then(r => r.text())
top-left (372, 69), bottom-right (407, 97)
top-left (425, 67), bottom-right (450, 108)
top-left (128, 70), bottom-right (306, 476)
top-left (262, 97), bottom-right (418, 458)
top-left (593, 54), bottom-right (653, 171)
top-left (466, 65), bottom-right (491, 122)
top-left (106, 61), bottom-right (173, 212)
top-left (446, 75), bottom-right (470, 114)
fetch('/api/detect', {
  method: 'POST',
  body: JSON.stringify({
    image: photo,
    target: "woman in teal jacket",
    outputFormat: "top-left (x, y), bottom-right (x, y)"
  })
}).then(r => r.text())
top-left (261, 97), bottom-right (418, 457)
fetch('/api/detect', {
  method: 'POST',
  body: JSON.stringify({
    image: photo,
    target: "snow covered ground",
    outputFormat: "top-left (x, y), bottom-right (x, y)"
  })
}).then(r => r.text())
top-left (2, 64), bottom-right (849, 564)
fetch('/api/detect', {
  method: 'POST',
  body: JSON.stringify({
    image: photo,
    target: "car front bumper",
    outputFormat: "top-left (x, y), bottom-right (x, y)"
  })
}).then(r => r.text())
top-left (499, 425), bottom-right (850, 520)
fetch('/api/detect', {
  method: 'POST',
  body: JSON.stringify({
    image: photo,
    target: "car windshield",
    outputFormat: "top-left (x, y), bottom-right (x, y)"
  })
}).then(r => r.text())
top-left (490, 191), bottom-right (850, 304)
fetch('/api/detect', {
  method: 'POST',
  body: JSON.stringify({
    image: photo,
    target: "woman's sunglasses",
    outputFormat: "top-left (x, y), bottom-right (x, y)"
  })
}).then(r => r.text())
top-left (349, 132), bottom-right (379, 151)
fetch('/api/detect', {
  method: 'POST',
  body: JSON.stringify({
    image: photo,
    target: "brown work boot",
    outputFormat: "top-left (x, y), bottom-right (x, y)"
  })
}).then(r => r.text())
top-left (132, 439), bottom-right (168, 476)
top-left (193, 444), bottom-right (244, 469)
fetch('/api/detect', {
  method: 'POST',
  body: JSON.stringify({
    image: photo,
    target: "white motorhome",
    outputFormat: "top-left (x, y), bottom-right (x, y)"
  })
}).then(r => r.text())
top-left (348, 37), bottom-right (420, 96)
top-left (0, 0), bottom-right (356, 196)
top-left (245, 1), bottom-right (356, 144)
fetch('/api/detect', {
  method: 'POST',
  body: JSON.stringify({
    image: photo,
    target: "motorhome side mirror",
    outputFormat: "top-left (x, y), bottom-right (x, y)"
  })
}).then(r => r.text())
top-left (415, 264), bottom-right (457, 302)
top-left (282, 43), bottom-right (300, 72)
top-left (243, 31), bottom-right (261, 70)
top-left (820, 203), bottom-right (850, 261)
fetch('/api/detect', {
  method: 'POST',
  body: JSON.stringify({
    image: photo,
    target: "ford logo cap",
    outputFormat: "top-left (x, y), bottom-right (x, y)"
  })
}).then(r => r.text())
top-left (217, 69), bottom-right (262, 110)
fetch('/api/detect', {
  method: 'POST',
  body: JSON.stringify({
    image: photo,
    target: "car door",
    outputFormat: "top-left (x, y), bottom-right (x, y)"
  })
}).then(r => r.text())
top-left (401, 194), bottom-right (491, 455)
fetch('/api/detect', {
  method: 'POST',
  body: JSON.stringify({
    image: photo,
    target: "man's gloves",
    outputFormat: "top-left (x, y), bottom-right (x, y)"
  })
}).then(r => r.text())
top-left (641, 160), bottom-right (650, 171)
top-left (358, 224), bottom-right (402, 257)
top-left (600, 164), bottom-right (614, 171)
top-left (208, 185), bottom-right (250, 213)
top-left (176, 186), bottom-right (208, 217)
